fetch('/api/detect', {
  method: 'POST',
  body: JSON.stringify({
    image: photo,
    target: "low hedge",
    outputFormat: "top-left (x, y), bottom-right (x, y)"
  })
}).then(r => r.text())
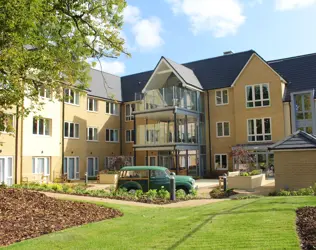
top-left (10, 182), bottom-right (198, 204)
top-left (269, 184), bottom-right (316, 196)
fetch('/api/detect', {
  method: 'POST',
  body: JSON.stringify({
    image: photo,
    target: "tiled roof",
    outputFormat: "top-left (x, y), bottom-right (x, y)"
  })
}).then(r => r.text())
top-left (88, 68), bottom-right (122, 101)
top-left (268, 53), bottom-right (316, 102)
top-left (120, 50), bottom-right (254, 102)
top-left (88, 50), bottom-right (316, 103)
top-left (269, 130), bottom-right (316, 150)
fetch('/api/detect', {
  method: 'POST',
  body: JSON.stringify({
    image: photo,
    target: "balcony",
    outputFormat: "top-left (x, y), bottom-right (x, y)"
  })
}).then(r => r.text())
top-left (136, 86), bottom-right (200, 112)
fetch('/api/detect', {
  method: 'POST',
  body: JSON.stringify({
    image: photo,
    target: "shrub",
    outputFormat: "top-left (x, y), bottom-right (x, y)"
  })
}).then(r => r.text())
top-left (157, 187), bottom-right (170, 200)
top-left (146, 189), bottom-right (157, 200)
top-left (240, 172), bottom-right (249, 177)
top-left (73, 185), bottom-right (87, 194)
top-left (209, 187), bottom-right (236, 199)
top-left (135, 190), bottom-right (144, 199)
top-left (189, 188), bottom-right (198, 197)
top-left (176, 189), bottom-right (186, 200)
top-left (278, 189), bottom-right (291, 196)
top-left (296, 187), bottom-right (314, 196)
top-left (249, 170), bottom-right (261, 176)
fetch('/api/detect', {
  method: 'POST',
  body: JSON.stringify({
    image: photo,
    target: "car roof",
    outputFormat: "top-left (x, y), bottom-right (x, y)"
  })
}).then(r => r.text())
top-left (120, 166), bottom-right (167, 171)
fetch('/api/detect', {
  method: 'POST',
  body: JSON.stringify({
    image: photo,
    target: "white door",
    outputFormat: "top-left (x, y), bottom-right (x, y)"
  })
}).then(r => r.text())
top-left (149, 156), bottom-right (157, 166)
top-left (64, 157), bottom-right (80, 180)
top-left (0, 157), bottom-right (13, 186)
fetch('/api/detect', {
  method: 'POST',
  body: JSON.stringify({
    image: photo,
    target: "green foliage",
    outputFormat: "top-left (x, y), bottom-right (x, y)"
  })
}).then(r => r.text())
top-left (157, 187), bottom-right (170, 200)
top-left (249, 170), bottom-right (262, 176)
top-left (0, 0), bottom-right (128, 124)
top-left (135, 190), bottom-right (144, 199)
top-left (176, 189), bottom-right (186, 199)
top-left (189, 189), bottom-right (198, 197)
top-left (232, 194), bottom-right (262, 200)
top-left (270, 185), bottom-right (315, 196)
top-left (209, 187), bottom-right (236, 199)
top-left (146, 189), bottom-right (158, 200)
top-left (240, 172), bottom-right (249, 177)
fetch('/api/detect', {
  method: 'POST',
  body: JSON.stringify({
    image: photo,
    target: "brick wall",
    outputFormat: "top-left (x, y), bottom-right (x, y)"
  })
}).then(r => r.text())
top-left (275, 150), bottom-right (316, 190)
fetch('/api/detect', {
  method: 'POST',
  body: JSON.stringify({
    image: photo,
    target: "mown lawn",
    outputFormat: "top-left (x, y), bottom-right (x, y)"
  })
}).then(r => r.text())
top-left (6, 197), bottom-right (316, 250)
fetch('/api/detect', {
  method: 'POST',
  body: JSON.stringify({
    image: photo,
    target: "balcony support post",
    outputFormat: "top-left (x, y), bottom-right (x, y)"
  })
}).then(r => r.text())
top-left (133, 117), bottom-right (137, 165)
top-left (174, 112), bottom-right (177, 143)
top-left (184, 115), bottom-right (188, 143)
top-left (186, 150), bottom-right (189, 176)
top-left (175, 150), bottom-right (179, 175)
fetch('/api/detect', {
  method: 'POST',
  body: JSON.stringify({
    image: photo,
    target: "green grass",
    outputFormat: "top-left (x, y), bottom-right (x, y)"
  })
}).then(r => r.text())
top-left (5, 197), bottom-right (316, 250)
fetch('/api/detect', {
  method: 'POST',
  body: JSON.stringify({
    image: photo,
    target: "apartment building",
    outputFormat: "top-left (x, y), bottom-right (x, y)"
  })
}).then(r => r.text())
top-left (1, 49), bottom-right (316, 184)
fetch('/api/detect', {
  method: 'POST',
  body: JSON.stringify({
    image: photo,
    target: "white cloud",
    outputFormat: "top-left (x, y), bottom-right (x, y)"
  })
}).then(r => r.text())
top-left (275, 0), bottom-right (316, 11)
top-left (123, 5), bottom-right (164, 50)
top-left (132, 17), bottom-right (164, 50)
top-left (166, 0), bottom-right (246, 38)
top-left (123, 5), bottom-right (141, 24)
top-left (90, 60), bottom-right (125, 75)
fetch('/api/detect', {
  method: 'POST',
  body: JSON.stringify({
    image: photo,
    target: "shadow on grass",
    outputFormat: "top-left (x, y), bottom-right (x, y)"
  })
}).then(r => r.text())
top-left (167, 200), bottom-right (259, 250)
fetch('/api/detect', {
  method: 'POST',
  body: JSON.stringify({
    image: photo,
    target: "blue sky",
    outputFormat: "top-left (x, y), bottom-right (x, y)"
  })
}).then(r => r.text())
top-left (93, 0), bottom-right (316, 76)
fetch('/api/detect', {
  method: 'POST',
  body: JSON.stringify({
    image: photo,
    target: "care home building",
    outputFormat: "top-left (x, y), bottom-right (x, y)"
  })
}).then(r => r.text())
top-left (1, 49), bottom-right (316, 184)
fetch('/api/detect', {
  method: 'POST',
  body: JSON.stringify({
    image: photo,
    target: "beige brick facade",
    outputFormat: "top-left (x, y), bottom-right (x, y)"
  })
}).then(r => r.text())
top-left (274, 150), bottom-right (316, 190)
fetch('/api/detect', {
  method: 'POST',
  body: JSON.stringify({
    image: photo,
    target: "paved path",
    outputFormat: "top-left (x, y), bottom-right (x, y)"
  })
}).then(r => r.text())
top-left (43, 192), bottom-right (228, 208)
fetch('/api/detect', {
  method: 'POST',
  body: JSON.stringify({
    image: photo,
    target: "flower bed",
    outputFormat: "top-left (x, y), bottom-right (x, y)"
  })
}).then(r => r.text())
top-left (269, 184), bottom-right (316, 196)
top-left (0, 188), bottom-right (122, 246)
top-left (296, 207), bottom-right (316, 250)
top-left (11, 182), bottom-right (198, 205)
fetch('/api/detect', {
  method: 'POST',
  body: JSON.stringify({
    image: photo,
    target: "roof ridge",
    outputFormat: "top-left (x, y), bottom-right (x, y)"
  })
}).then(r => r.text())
top-left (268, 52), bottom-right (316, 64)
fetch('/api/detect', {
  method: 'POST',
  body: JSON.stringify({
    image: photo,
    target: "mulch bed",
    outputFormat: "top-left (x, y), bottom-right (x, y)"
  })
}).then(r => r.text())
top-left (0, 188), bottom-right (123, 246)
top-left (296, 207), bottom-right (316, 250)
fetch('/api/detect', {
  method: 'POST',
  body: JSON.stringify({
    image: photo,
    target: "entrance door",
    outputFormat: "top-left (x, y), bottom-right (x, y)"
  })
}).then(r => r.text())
top-left (87, 157), bottom-right (98, 177)
top-left (64, 157), bottom-right (79, 180)
top-left (149, 156), bottom-right (157, 166)
top-left (0, 157), bottom-right (13, 186)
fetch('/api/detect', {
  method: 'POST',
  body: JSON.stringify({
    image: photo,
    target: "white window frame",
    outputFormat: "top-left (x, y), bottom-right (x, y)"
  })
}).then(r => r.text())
top-left (214, 154), bottom-right (228, 170)
top-left (146, 129), bottom-right (159, 143)
top-left (247, 118), bottom-right (272, 142)
top-left (0, 156), bottom-right (13, 186)
top-left (33, 117), bottom-right (51, 136)
top-left (125, 103), bottom-right (135, 121)
top-left (64, 88), bottom-right (79, 105)
top-left (125, 129), bottom-right (134, 143)
top-left (215, 89), bottom-right (229, 106)
top-left (216, 121), bottom-right (230, 137)
top-left (87, 157), bottom-right (99, 177)
top-left (104, 156), bottom-right (115, 169)
top-left (245, 83), bottom-right (270, 108)
top-left (105, 129), bottom-right (119, 142)
top-left (0, 114), bottom-right (15, 133)
top-left (64, 156), bottom-right (80, 180)
top-left (87, 127), bottom-right (98, 141)
top-left (87, 98), bottom-right (98, 112)
top-left (39, 87), bottom-right (51, 99)
top-left (105, 102), bottom-right (119, 115)
top-left (64, 121), bottom-right (80, 139)
top-left (32, 157), bottom-right (50, 176)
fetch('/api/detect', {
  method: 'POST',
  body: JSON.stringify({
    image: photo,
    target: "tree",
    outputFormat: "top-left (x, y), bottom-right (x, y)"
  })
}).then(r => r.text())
top-left (230, 146), bottom-right (255, 172)
top-left (0, 0), bottom-right (128, 123)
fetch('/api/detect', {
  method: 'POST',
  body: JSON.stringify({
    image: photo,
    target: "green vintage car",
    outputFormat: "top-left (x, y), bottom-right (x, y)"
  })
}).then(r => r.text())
top-left (117, 166), bottom-right (197, 194)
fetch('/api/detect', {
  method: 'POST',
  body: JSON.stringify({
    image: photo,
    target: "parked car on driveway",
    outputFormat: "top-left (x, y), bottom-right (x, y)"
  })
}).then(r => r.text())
top-left (117, 166), bottom-right (197, 194)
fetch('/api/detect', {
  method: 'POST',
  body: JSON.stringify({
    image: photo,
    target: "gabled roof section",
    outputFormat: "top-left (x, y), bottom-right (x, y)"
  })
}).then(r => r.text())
top-left (88, 69), bottom-right (122, 101)
top-left (141, 57), bottom-right (203, 93)
top-left (269, 130), bottom-right (316, 150)
top-left (231, 53), bottom-right (287, 87)
top-left (269, 52), bottom-right (316, 102)
top-left (163, 57), bottom-right (203, 90)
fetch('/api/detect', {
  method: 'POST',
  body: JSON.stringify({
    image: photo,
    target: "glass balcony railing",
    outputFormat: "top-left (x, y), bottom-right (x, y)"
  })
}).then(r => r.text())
top-left (137, 86), bottom-right (198, 112)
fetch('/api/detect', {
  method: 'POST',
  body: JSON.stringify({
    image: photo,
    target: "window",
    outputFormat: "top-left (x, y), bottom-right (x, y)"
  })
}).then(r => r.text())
top-left (216, 122), bottom-right (230, 137)
top-left (87, 157), bottom-right (99, 177)
top-left (106, 102), bottom-right (119, 115)
top-left (64, 88), bottom-right (79, 105)
top-left (63, 157), bottom-right (79, 180)
top-left (32, 157), bottom-right (50, 176)
top-left (295, 94), bottom-right (312, 120)
top-left (39, 87), bottom-right (51, 99)
top-left (33, 117), bottom-right (51, 136)
top-left (214, 154), bottom-right (228, 170)
top-left (106, 129), bottom-right (119, 142)
top-left (246, 84), bottom-right (270, 108)
top-left (87, 127), bottom-right (98, 141)
top-left (125, 103), bottom-right (135, 121)
top-left (126, 129), bottom-right (135, 142)
top-left (0, 114), bottom-right (14, 133)
top-left (64, 122), bottom-right (79, 138)
top-left (215, 89), bottom-right (228, 105)
top-left (248, 118), bottom-right (272, 142)
top-left (146, 129), bottom-right (159, 143)
top-left (87, 98), bottom-right (98, 112)
top-left (104, 156), bottom-right (133, 169)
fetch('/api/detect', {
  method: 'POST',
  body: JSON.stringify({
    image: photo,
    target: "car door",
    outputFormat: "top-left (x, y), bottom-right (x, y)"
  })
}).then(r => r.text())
top-left (149, 170), bottom-right (170, 191)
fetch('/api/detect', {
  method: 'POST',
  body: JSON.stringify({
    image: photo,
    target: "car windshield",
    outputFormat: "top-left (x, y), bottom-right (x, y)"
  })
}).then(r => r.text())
top-left (165, 169), bottom-right (171, 176)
